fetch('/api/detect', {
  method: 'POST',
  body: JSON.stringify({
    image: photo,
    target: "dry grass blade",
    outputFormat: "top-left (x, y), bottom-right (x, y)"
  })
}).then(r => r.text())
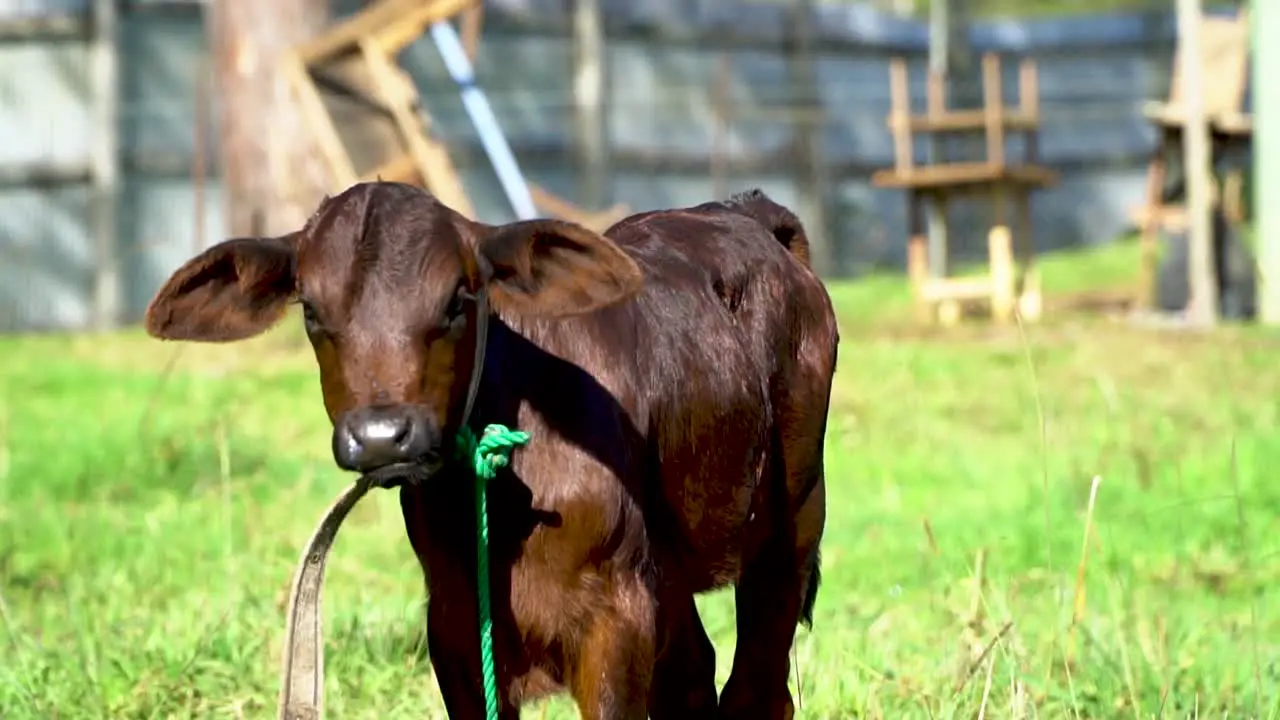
top-left (1067, 476), bottom-right (1103, 666)
top-left (978, 649), bottom-right (998, 720)
top-left (1061, 653), bottom-right (1083, 720)
top-left (954, 621), bottom-right (1013, 695)
top-left (922, 516), bottom-right (939, 555)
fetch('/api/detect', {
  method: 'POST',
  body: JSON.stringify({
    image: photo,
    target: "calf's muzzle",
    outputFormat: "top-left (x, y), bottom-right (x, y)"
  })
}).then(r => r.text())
top-left (332, 404), bottom-right (441, 474)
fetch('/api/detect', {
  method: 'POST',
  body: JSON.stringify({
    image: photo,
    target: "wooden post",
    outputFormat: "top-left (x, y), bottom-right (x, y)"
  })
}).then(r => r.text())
top-left (1257, 0), bottom-right (1280, 324)
top-left (787, 0), bottom-right (832, 277)
top-left (908, 193), bottom-right (930, 322)
top-left (889, 59), bottom-right (914, 176)
top-left (1015, 59), bottom-right (1039, 280)
top-left (1137, 131), bottom-right (1171, 309)
top-left (1176, 0), bottom-right (1218, 324)
top-left (981, 53), bottom-right (1006, 170)
top-left (193, 57), bottom-right (209, 256)
top-left (89, 0), bottom-right (120, 330)
top-left (572, 0), bottom-right (611, 210)
top-left (207, 0), bottom-right (334, 237)
top-left (710, 53), bottom-right (733, 200)
top-left (989, 224), bottom-right (1015, 324)
top-left (925, 0), bottom-right (976, 279)
top-left (926, 0), bottom-right (950, 278)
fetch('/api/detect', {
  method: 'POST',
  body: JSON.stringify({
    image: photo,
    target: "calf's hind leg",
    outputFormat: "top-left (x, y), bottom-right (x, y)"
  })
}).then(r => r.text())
top-left (718, 479), bottom-right (825, 720)
top-left (569, 575), bottom-right (657, 720)
top-left (648, 593), bottom-right (719, 719)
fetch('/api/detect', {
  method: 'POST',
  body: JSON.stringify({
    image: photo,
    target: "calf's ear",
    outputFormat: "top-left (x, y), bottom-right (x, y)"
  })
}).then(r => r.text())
top-left (144, 236), bottom-right (297, 342)
top-left (476, 219), bottom-right (642, 318)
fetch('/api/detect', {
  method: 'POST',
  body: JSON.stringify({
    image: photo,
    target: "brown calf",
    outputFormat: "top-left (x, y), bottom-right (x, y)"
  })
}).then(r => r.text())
top-left (144, 183), bottom-right (838, 719)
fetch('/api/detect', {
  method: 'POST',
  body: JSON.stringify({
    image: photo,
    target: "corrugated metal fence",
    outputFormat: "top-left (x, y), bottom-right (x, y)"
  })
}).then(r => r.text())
top-left (0, 0), bottom-right (1195, 331)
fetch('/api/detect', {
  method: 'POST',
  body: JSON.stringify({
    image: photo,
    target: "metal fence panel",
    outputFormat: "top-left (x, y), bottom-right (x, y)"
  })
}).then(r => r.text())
top-left (0, 0), bottom-right (1190, 330)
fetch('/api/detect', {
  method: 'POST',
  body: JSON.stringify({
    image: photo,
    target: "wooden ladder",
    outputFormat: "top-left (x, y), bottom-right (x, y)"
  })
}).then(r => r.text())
top-left (283, 0), bottom-right (478, 218)
top-left (281, 0), bottom-right (631, 232)
top-left (877, 52), bottom-right (1053, 326)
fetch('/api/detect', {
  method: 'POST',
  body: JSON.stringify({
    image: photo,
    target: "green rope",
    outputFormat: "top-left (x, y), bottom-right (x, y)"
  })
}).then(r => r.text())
top-left (454, 423), bottom-right (530, 720)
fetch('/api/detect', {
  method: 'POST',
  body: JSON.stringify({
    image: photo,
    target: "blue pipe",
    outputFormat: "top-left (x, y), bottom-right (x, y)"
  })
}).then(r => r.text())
top-left (429, 21), bottom-right (539, 221)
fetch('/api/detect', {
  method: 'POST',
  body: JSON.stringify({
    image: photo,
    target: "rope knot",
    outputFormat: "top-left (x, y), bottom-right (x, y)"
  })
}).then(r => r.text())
top-left (457, 424), bottom-right (531, 481)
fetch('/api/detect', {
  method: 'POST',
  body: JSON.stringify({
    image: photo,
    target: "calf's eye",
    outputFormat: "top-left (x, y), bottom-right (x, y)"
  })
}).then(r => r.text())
top-left (300, 301), bottom-right (324, 335)
top-left (443, 289), bottom-right (469, 330)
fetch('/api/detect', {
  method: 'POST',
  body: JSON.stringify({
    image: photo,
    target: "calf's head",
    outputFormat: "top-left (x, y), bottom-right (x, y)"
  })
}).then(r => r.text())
top-left (144, 182), bottom-right (642, 482)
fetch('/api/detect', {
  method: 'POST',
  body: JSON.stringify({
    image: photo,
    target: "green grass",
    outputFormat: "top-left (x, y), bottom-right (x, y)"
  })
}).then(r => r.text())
top-left (2, 239), bottom-right (1279, 718)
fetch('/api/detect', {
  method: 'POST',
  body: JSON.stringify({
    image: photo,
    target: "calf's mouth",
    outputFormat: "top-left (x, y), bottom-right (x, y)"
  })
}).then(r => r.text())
top-left (358, 459), bottom-right (442, 489)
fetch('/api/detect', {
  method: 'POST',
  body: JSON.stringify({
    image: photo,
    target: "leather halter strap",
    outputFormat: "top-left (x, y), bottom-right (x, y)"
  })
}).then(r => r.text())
top-left (276, 289), bottom-right (491, 720)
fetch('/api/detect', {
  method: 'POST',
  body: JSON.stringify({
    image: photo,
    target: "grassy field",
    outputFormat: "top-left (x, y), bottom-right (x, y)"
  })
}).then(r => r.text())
top-left (2, 240), bottom-right (1278, 718)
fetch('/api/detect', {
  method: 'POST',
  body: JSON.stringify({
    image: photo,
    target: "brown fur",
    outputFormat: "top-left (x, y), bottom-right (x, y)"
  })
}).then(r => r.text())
top-left (144, 182), bottom-right (838, 720)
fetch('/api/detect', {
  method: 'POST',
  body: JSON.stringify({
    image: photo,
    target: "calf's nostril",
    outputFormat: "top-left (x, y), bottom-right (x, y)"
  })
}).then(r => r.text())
top-left (332, 420), bottom-right (366, 471)
top-left (391, 420), bottom-right (411, 448)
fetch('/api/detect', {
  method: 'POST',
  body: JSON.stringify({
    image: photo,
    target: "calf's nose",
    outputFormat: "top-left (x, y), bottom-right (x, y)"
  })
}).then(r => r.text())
top-left (332, 405), bottom-right (437, 472)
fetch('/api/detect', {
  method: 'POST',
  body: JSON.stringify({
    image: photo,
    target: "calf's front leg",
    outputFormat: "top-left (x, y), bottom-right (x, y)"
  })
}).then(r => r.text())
top-left (427, 595), bottom-right (522, 720)
top-left (568, 575), bottom-right (657, 720)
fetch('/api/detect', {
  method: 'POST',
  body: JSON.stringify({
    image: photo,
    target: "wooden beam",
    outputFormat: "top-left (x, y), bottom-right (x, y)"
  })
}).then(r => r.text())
top-left (309, 65), bottom-right (397, 118)
top-left (0, 13), bottom-right (88, 42)
top-left (361, 152), bottom-right (421, 184)
top-left (294, 0), bottom-right (473, 65)
top-left (281, 52), bottom-right (358, 187)
top-left (1176, 0), bottom-right (1218, 324)
top-left (460, 3), bottom-right (485, 62)
top-left (529, 184), bottom-right (629, 232)
top-left (294, 0), bottom-right (415, 64)
top-left (888, 110), bottom-right (1038, 133)
top-left (359, 38), bottom-right (474, 216)
top-left (372, 0), bottom-right (476, 57)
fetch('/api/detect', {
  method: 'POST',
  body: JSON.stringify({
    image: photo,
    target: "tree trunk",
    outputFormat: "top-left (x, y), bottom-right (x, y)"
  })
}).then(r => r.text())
top-left (206, 0), bottom-right (333, 237)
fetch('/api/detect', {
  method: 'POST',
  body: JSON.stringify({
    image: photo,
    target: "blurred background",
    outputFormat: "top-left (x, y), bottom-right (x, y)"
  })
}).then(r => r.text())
top-left (0, 0), bottom-right (1251, 330)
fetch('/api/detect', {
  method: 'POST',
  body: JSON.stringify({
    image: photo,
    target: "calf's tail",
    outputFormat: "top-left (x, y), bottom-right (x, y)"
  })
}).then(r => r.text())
top-left (799, 546), bottom-right (821, 629)
top-left (725, 188), bottom-right (813, 269)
